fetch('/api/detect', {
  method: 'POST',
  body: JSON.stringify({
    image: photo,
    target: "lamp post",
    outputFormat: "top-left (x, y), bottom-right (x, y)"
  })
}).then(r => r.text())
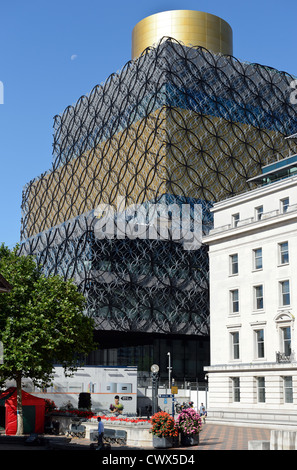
top-left (151, 364), bottom-right (159, 415)
top-left (167, 352), bottom-right (172, 390)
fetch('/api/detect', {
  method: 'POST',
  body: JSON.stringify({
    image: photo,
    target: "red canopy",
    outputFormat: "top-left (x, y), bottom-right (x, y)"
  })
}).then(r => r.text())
top-left (0, 387), bottom-right (45, 435)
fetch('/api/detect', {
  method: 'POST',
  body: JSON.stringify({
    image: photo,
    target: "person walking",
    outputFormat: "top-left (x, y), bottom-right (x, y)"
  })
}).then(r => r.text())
top-left (199, 403), bottom-right (207, 424)
top-left (97, 417), bottom-right (104, 449)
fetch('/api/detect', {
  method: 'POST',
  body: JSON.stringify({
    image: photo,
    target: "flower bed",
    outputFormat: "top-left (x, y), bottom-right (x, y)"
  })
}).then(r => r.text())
top-left (54, 409), bottom-right (94, 419)
top-left (94, 415), bottom-right (149, 424)
top-left (45, 399), bottom-right (94, 419)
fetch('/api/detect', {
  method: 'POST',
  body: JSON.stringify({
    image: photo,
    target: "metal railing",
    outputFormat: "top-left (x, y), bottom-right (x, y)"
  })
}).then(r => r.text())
top-left (276, 350), bottom-right (295, 363)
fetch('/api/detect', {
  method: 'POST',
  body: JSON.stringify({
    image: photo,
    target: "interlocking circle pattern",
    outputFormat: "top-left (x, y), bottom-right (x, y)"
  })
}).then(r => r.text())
top-left (20, 38), bottom-right (297, 334)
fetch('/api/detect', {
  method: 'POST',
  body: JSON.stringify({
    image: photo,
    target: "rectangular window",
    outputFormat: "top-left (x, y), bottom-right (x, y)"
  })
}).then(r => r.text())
top-left (229, 254), bottom-right (238, 275)
top-left (253, 248), bottom-right (263, 270)
top-left (231, 331), bottom-right (240, 360)
top-left (255, 329), bottom-right (265, 358)
top-left (280, 280), bottom-right (290, 306)
top-left (254, 285), bottom-right (264, 310)
top-left (255, 205), bottom-right (263, 220)
top-left (281, 326), bottom-right (291, 357)
top-left (283, 376), bottom-right (293, 403)
top-left (279, 242), bottom-right (289, 265)
top-left (232, 213), bottom-right (240, 227)
top-left (257, 377), bottom-right (265, 403)
top-left (281, 197), bottom-right (290, 213)
top-left (232, 377), bottom-right (240, 402)
top-left (230, 289), bottom-right (239, 313)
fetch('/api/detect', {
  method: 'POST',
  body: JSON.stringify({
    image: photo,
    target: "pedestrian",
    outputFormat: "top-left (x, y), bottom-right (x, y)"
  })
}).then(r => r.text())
top-left (199, 403), bottom-right (207, 424)
top-left (97, 416), bottom-right (104, 449)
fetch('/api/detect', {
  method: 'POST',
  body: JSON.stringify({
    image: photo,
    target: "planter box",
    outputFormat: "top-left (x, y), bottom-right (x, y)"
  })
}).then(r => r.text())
top-left (153, 436), bottom-right (173, 448)
top-left (180, 433), bottom-right (199, 446)
top-left (85, 421), bottom-right (153, 448)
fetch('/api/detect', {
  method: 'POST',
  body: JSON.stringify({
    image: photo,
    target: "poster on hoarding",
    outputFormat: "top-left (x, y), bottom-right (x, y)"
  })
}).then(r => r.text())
top-left (32, 365), bottom-right (138, 414)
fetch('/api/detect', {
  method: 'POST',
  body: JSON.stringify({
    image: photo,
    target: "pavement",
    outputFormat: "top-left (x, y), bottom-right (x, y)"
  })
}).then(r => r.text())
top-left (0, 422), bottom-right (271, 451)
top-left (197, 422), bottom-right (270, 450)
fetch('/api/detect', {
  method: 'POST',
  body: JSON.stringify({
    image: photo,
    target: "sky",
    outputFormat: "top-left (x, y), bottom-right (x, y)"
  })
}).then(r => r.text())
top-left (0, 0), bottom-right (296, 248)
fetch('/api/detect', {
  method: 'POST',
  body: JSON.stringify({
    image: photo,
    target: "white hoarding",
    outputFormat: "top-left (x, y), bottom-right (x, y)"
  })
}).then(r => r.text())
top-left (33, 365), bottom-right (137, 414)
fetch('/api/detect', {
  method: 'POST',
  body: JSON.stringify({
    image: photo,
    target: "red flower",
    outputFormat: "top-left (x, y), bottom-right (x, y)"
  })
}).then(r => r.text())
top-left (150, 412), bottom-right (178, 438)
top-left (92, 415), bottom-right (150, 424)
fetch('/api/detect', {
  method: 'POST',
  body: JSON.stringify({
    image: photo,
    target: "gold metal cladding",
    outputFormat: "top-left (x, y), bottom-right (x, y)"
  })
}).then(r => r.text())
top-left (24, 107), bottom-right (283, 238)
top-left (132, 10), bottom-right (233, 58)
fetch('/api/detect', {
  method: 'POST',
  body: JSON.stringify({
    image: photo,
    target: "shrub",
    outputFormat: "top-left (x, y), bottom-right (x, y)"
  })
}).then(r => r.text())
top-left (45, 399), bottom-right (56, 414)
top-left (78, 392), bottom-right (92, 410)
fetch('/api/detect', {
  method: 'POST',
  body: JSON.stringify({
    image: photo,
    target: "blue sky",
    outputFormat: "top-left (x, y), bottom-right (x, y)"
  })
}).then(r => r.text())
top-left (0, 0), bottom-right (296, 248)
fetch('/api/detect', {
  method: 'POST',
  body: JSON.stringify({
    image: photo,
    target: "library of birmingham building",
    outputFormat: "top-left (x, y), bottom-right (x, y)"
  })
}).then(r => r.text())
top-left (20, 11), bottom-right (297, 385)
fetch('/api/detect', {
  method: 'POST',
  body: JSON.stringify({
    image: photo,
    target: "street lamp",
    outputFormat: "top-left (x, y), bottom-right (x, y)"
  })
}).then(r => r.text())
top-left (151, 364), bottom-right (159, 374)
top-left (167, 352), bottom-right (172, 390)
top-left (151, 364), bottom-right (159, 415)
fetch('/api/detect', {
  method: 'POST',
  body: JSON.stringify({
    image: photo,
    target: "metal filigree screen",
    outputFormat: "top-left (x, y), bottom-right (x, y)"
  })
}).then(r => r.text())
top-left (20, 38), bottom-right (297, 335)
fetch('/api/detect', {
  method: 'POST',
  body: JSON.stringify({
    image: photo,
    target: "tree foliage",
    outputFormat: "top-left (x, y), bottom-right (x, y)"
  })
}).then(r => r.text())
top-left (0, 244), bottom-right (96, 388)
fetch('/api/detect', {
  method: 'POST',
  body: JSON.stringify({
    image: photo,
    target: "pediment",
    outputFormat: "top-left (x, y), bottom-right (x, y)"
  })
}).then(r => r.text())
top-left (274, 311), bottom-right (294, 324)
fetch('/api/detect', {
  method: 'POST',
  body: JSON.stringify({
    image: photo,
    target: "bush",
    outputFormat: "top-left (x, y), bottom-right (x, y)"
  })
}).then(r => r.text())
top-left (78, 392), bottom-right (91, 410)
top-left (45, 399), bottom-right (56, 414)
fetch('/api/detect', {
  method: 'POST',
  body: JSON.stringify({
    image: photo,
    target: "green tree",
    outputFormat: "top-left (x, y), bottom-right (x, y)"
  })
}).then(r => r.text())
top-left (0, 245), bottom-right (96, 435)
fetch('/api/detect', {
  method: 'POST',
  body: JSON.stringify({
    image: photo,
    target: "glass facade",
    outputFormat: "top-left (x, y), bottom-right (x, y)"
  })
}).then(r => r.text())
top-left (87, 331), bottom-right (210, 382)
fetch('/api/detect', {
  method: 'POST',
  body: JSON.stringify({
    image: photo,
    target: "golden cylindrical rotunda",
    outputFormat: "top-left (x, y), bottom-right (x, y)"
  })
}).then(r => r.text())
top-left (132, 10), bottom-right (233, 58)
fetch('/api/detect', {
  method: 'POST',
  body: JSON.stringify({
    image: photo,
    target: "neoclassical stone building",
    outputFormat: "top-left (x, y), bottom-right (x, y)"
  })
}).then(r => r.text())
top-left (204, 143), bottom-right (297, 426)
